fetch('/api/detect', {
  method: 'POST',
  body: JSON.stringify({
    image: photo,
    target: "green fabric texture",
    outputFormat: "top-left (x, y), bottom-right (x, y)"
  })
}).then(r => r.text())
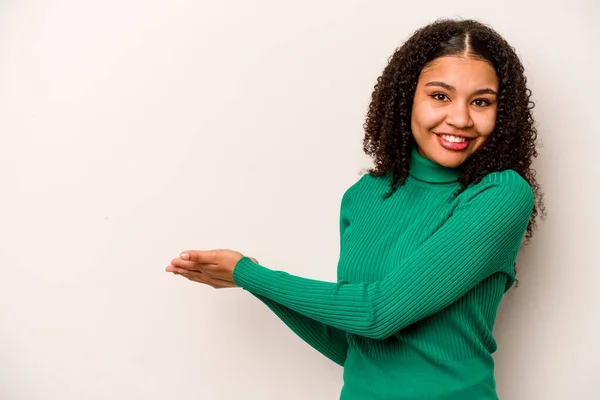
top-left (234, 146), bottom-right (534, 399)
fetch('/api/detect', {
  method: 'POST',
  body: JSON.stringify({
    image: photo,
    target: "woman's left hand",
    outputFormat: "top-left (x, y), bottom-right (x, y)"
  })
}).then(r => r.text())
top-left (166, 249), bottom-right (253, 289)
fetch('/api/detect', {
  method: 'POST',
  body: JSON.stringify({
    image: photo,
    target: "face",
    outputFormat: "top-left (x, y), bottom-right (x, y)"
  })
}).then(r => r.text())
top-left (410, 55), bottom-right (499, 168)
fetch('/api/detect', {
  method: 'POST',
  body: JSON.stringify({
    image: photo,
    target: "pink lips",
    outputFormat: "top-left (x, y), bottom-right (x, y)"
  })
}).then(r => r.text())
top-left (437, 134), bottom-right (471, 151)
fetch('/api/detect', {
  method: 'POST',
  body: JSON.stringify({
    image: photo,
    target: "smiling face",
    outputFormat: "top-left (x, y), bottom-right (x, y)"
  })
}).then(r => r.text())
top-left (411, 55), bottom-right (499, 168)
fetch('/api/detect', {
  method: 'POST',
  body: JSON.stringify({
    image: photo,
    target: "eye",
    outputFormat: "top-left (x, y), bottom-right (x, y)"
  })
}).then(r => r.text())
top-left (472, 98), bottom-right (491, 107)
top-left (430, 93), bottom-right (449, 102)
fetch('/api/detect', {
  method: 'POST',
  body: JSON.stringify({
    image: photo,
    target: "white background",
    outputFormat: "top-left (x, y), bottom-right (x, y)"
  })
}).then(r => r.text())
top-left (1, 0), bottom-right (598, 399)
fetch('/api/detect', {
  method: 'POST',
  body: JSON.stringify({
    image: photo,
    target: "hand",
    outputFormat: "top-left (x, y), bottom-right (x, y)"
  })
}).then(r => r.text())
top-left (166, 249), bottom-right (258, 289)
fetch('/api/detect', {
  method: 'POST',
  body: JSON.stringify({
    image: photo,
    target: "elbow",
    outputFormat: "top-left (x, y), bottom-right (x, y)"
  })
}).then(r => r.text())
top-left (363, 331), bottom-right (390, 340)
top-left (360, 287), bottom-right (411, 340)
top-left (333, 355), bottom-right (347, 367)
top-left (361, 318), bottom-right (404, 340)
top-left (363, 329), bottom-right (395, 341)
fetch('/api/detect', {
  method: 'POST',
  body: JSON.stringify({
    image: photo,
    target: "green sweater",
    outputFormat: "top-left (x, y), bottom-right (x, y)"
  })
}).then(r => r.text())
top-left (233, 146), bottom-right (534, 399)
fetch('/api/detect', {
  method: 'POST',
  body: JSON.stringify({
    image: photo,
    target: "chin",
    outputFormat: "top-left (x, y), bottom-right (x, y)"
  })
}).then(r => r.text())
top-left (431, 151), bottom-right (467, 168)
top-left (438, 160), bottom-right (464, 169)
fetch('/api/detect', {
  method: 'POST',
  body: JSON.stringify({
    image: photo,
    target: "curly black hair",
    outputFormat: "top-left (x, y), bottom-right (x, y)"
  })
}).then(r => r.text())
top-left (363, 18), bottom-right (545, 244)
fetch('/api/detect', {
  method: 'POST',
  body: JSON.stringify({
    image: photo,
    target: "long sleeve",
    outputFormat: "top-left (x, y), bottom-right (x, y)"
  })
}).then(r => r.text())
top-left (249, 293), bottom-right (348, 365)
top-left (233, 171), bottom-right (534, 340)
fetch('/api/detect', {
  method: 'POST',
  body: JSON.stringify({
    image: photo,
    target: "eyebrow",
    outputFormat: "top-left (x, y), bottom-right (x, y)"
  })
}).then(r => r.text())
top-left (424, 81), bottom-right (498, 96)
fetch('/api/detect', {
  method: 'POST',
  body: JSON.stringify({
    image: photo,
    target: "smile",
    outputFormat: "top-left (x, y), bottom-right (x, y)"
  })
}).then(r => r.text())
top-left (440, 134), bottom-right (467, 143)
top-left (436, 134), bottom-right (473, 151)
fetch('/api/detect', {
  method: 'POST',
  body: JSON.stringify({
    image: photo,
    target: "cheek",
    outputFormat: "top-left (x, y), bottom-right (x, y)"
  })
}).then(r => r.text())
top-left (412, 102), bottom-right (442, 131)
top-left (474, 110), bottom-right (497, 136)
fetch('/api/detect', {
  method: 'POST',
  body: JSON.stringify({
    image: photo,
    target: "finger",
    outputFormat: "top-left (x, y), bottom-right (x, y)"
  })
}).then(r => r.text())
top-left (249, 257), bottom-right (259, 264)
top-left (165, 265), bottom-right (177, 273)
top-left (166, 265), bottom-right (188, 273)
top-left (180, 250), bottom-right (220, 264)
top-left (170, 258), bottom-right (202, 271)
top-left (166, 265), bottom-right (193, 275)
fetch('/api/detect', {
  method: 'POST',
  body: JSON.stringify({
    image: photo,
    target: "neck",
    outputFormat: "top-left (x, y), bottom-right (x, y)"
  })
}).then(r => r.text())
top-left (408, 144), bottom-right (462, 184)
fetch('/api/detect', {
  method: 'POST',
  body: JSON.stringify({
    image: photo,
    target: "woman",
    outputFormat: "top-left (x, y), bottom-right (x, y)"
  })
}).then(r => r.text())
top-left (166, 18), bottom-right (544, 399)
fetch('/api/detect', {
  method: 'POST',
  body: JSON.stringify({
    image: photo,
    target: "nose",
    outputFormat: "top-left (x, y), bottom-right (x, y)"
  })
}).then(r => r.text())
top-left (445, 102), bottom-right (473, 129)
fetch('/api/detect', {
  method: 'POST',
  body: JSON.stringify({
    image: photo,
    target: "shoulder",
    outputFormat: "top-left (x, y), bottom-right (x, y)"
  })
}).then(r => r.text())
top-left (340, 172), bottom-right (383, 206)
top-left (460, 169), bottom-right (535, 215)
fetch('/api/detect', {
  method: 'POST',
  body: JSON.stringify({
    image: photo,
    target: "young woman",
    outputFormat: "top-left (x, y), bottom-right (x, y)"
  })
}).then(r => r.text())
top-left (166, 18), bottom-right (544, 399)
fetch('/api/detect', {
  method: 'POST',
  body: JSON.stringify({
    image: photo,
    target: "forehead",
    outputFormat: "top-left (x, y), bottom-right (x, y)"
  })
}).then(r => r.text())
top-left (418, 56), bottom-right (499, 89)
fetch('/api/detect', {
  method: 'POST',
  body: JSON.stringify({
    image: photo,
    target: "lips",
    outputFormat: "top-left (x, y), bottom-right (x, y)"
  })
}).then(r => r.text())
top-left (436, 133), bottom-right (472, 151)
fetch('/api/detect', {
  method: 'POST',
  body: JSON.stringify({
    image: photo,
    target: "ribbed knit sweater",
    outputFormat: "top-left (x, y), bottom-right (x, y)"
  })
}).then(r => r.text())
top-left (233, 145), bottom-right (534, 399)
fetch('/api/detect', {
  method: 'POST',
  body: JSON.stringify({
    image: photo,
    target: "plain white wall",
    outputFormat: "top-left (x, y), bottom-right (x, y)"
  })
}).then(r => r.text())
top-left (1, 0), bottom-right (598, 399)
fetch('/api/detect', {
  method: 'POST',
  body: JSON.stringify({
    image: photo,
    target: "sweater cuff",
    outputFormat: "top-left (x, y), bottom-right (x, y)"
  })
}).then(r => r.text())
top-left (233, 256), bottom-right (273, 291)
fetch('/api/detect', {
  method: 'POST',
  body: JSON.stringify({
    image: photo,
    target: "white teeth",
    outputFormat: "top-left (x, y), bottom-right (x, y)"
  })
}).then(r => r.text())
top-left (441, 135), bottom-right (467, 143)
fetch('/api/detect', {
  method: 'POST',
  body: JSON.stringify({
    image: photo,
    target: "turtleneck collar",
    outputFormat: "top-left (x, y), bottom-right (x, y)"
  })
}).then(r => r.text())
top-left (408, 144), bottom-right (462, 184)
